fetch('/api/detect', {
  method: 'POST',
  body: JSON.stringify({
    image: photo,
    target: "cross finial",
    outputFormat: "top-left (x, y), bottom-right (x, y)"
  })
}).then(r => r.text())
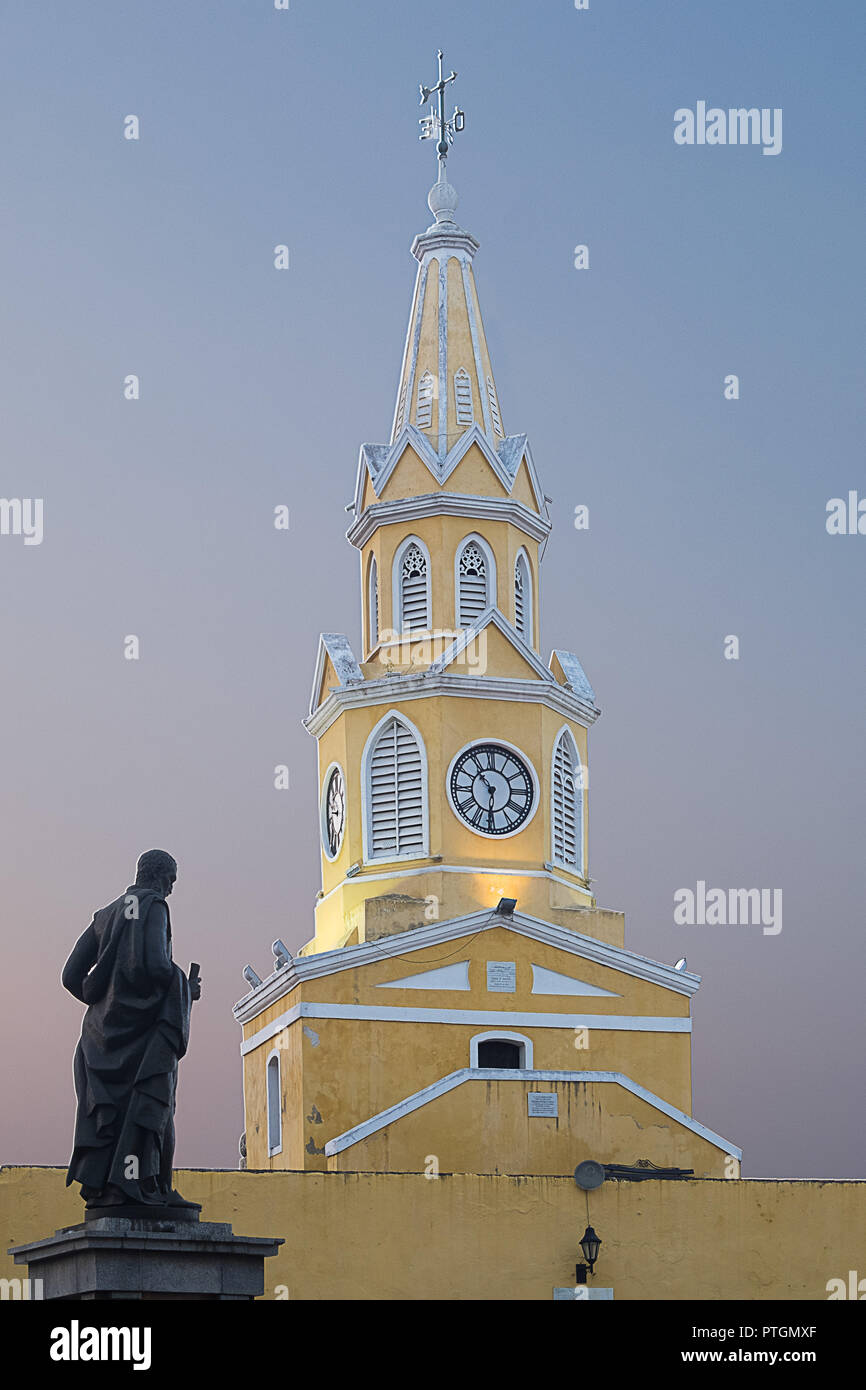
top-left (419, 50), bottom-right (465, 177)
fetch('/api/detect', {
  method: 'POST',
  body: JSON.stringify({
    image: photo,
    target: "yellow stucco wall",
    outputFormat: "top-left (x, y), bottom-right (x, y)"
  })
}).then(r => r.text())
top-left (325, 1076), bottom-right (724, 1177)
top-left (239, 924), bottom-right (694, 1170)
top-left (310, 694), bottom-right (594, 947)
top-left (3, 1167), bottom-right (863, 1301)
top-left (354, 508), bottom-right (541, 641)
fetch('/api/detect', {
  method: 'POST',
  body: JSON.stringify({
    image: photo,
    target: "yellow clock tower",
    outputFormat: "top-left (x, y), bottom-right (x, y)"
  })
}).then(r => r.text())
top-left (234, 61), bottom-right (740, 1184)
top-left (304, 115), bottom-right (602, 959)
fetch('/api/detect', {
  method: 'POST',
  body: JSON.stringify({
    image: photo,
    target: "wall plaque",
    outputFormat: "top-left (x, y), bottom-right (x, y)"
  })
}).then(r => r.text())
top-left (528, 1092), bottom-right (558, 1117)
top-left (486, 961), bottom-right (516, 993)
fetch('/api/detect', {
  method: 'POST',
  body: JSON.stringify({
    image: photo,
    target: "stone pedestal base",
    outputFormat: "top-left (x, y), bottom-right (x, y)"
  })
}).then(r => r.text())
top-left (9, 1211), bottom-right (283, 1301)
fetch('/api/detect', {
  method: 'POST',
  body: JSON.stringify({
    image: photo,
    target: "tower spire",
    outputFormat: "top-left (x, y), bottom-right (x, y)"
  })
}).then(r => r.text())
top-left (388, 53), bottom-right (507, 452)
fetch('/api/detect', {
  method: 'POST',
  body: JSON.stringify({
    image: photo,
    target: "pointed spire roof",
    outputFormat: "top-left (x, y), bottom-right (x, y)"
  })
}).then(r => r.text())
top-left (390, 165), bottom-right (506, 459)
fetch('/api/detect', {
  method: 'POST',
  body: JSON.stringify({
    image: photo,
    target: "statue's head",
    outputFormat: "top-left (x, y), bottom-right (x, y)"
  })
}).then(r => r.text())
top-left (135, 849), bottom-right (178, 897)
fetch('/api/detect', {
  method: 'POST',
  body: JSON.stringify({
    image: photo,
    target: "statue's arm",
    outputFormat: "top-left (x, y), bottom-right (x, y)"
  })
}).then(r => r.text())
top-left (61, 921), bottom-right (99, 1002)
top-left (143, 900), bottom-right (175, 985)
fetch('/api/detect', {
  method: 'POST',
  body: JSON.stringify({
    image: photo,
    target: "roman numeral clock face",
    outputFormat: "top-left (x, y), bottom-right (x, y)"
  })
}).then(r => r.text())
top-left (449, 743), bottom-right (535, 837)
top-left (322, 765), bottom-right (345, 859)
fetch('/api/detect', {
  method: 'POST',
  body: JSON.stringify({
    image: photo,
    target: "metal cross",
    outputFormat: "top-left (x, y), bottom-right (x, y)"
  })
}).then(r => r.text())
top-left (419, 50), bottom-right (465, 163)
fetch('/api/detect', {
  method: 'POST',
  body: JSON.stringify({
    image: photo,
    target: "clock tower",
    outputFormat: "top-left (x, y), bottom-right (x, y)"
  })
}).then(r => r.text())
top-left (302, 69), bottom-right (607, 959)
top-left (233, 60), bottom-right (738, 1185)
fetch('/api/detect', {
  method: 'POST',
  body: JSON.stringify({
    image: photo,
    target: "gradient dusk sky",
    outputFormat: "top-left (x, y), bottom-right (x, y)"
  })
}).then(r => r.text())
top-left (0, 1), bottom-right (863, 1178)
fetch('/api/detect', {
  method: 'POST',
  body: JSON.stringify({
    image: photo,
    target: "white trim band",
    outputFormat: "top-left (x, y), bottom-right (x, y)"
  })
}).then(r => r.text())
top-left (240, 1002), bottom-right (691, 1058)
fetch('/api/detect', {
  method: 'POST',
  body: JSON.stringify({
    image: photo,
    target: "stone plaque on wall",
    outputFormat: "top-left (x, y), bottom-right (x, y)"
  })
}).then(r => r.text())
top-left (528, 1092), bottom-right (558, 1118)
top-left (487, 961), bottom-right (516, 992)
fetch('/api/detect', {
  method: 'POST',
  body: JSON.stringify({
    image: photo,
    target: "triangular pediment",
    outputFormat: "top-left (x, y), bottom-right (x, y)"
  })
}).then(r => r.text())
top-left (429, 607), bottom-right (556, 683)
top-left (233, 906), bottom-right (702, 1024)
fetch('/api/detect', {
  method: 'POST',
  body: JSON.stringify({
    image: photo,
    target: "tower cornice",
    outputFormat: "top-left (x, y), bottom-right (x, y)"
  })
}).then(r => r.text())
top-left (304, 671), bottom-right (601, 739)
top-left (346, 491), bottom-right (551, 549)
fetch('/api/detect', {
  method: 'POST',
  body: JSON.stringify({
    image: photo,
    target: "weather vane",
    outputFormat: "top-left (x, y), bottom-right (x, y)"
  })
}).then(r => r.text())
top-left (419, 50), bottom-right (465, 168)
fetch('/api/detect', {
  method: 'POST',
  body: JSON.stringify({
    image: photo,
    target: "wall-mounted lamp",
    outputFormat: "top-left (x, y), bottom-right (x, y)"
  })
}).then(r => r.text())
top-left (575, 1225), bottom-right (601, 1284)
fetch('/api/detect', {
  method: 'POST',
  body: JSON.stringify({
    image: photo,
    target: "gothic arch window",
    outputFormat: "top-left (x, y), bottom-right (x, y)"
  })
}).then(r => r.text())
top-left (393, 536), bottom-right (431, 632)
top-left (362, 711), bottom-right (428, 862)
top-left (454, 368), bottom-right (474, 426)
top-left (266, 1051), bottom-right (282, 1157)
top-left (514, 549), bottom-right (533, 644)
top-left (416, 370), bottom-right (434, 429)
top-left (455, 534), bottom-right (495, 628)
top-left (367, 554), bottom-right (379, 650)
top-left (551, 727), bottom-right (584, 874)
top-left (470, 1030), bottom-right (533, 1069)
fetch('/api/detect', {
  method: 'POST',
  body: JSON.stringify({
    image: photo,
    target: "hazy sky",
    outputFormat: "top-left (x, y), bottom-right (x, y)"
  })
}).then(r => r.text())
top-left (0, 1), bottom-right (863, 1178)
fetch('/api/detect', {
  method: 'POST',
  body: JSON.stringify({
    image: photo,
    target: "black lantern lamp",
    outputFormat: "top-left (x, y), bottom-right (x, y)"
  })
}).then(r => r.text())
top-left (575, 1225), bottom-right (601, 1284)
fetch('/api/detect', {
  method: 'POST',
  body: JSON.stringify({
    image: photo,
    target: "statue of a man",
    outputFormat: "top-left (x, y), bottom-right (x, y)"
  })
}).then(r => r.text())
top-left (62, 850), bottom-right (201, 1209)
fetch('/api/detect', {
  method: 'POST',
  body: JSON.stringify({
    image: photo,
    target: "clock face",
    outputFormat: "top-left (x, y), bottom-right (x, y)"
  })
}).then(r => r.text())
top-left (323, 766), bottom-right (345, 858)
top-left (449, 742), bottom-right (535, 837)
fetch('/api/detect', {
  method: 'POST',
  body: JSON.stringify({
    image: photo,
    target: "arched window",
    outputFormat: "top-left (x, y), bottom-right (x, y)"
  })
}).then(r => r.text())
top-left (416, 370), bottom-right (434, 429)
top-left (514, 550), bottom-right (533, 643)
top-left (363, 712), bottom-right (427, 861)
top-left (470, 1030), bottom-right (533, 1069)
top-left (368, 555), bottom-right (379, 650)
top-left (456, 535), bottom-right (494, 628)
top-left (454, 367), bottom-right (474, 426)
top-left (394, 538), bottom-right (430, 632)
top-left (478, 1039), bottom-right (522, 1068)
top-left (552, 728), bottom-right (584, 873)
top-left (267, 1052), bottom-right (282, 1157)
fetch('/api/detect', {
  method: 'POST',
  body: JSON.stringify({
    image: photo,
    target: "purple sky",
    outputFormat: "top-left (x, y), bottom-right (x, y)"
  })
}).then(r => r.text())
top-left (0, 1), bottom-right (863, 1177)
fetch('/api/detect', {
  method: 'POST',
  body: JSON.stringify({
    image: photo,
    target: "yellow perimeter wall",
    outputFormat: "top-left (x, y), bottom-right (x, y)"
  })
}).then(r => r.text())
top-left (2, 1167), bottom-right (863, 1301)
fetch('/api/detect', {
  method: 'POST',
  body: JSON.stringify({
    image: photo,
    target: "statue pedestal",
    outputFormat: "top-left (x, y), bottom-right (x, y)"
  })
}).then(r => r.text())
top-left (9, 1209), bottom-right (283, 1301)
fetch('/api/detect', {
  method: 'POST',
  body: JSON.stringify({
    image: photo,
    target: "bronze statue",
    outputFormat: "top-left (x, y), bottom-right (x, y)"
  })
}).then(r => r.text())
top-left (62, 850), bottom-right (201, 1210)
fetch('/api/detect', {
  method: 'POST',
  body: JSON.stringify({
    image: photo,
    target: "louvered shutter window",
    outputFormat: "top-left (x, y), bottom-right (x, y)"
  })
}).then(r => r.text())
top-left (267, 1055), bottom-right (281, 1155)
top-left (486, 376), bottom-right (503, 436)
top-left (368, 717), bottom-right (425, 858)
top-left (454, 368), bottom-right (474, 426)
top-left (368, 557), bottom-right (379, 649)
top-left (457, 541), bottom-right (488, 627)
top-left (416, 371), bottom-right (434, 428)
top-left (394, 376), bottom-right (408, 435)
top-left (399, 542), bottom-right (429, 630)
top-left (552, 731), bottom-right (582, 869)
top-left (514, 552), bottom-right (531, 642)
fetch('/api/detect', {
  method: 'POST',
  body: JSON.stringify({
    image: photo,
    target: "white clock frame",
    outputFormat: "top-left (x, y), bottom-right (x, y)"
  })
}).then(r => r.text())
top-left (320, 761), bottom-right (347, 861)
top-left (445, 737), bottom-right (540, 840)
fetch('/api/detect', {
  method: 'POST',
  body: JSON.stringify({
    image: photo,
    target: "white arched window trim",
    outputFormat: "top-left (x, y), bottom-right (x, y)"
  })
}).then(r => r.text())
top-left (550, 724), bottom-right (585, 876)
top-left (514, 547), bottom-right (534, 646)
top-left (454, 532), bottom-right (496, 629)
top-left (266, 1049), bottom-right (282, 1157)
top-left (469, 1030), bottom-right (533, 1069)
top-left (367, 553), bottom-right (379, 652)
top-left (392, 535), bottom-right (432, 633)
top-left (361, 708), bottom-right (430, 864)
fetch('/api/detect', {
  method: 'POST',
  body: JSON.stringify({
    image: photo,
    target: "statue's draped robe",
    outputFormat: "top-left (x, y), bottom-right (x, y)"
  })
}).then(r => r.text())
top-left (62, 887), bottom-right (192, 1202)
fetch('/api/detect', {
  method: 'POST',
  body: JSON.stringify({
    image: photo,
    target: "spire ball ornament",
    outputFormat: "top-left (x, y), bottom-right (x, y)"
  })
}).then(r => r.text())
top-left (427, 176), bottom-right (459, 226)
